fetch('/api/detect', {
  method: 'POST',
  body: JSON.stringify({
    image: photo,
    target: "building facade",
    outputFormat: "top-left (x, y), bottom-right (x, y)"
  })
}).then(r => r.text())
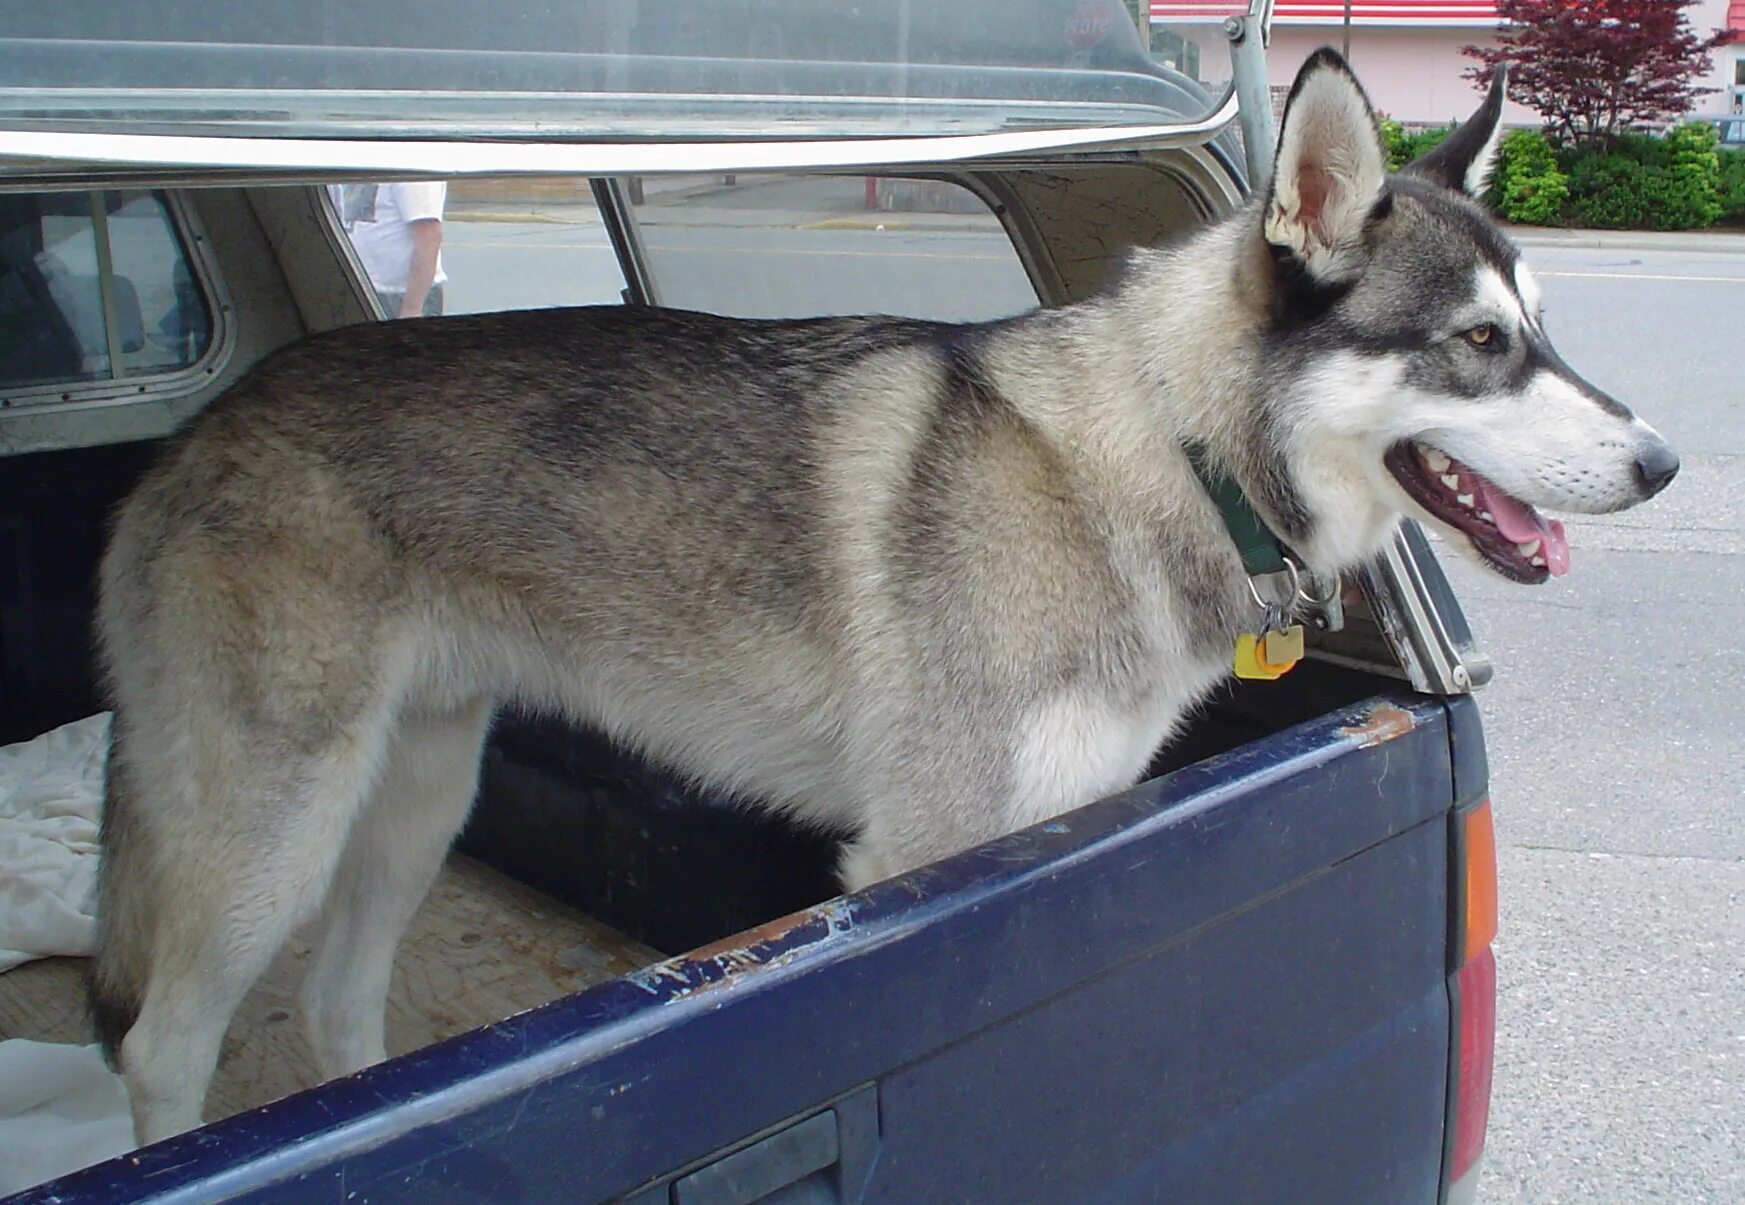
top-left (1150, 0), bottom-right (1745, 126)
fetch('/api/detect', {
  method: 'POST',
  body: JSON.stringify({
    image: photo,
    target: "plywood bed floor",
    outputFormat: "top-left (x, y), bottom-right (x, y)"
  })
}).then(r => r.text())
top-left (0, 854), bottom-right (662, 1121)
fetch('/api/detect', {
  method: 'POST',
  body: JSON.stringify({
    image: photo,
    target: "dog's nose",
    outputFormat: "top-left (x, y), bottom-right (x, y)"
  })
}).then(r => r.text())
top-left (1634, 441), bottom-right (1680, 498)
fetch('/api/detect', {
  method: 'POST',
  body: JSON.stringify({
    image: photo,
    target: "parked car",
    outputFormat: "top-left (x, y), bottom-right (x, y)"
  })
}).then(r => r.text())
top-left (1712, 114), bottom-right (1745, 147)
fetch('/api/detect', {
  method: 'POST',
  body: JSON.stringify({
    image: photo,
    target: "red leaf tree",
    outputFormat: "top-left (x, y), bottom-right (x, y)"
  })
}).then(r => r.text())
top-left (1464, 0), bottom-right (1722, 146)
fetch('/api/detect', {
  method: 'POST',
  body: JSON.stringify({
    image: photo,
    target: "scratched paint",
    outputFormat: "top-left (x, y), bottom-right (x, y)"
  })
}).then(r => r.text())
top-left (627, 897), bottom-right (862, 1002)
top-left (1339, 703), bottom-right (1417, 748)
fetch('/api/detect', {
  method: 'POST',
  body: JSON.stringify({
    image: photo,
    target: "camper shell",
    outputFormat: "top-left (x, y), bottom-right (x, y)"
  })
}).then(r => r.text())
top-left (0, 4), bottom-right (1496, 1201)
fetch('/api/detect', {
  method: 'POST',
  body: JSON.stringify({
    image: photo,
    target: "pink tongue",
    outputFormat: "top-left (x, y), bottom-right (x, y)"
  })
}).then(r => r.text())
top-left (1542, 518), bottom-right (1570, 576)
top-left (1471, 478), bottom-right (1571, 577)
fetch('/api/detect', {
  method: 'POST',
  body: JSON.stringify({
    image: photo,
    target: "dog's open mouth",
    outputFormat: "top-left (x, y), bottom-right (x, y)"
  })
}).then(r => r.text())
top-left (1385, 441), bottom-right (1569, 584)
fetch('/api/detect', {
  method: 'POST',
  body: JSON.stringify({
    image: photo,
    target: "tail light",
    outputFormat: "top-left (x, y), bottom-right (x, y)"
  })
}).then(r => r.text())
top-left (1446, 799), bottom-right (1497, 1204)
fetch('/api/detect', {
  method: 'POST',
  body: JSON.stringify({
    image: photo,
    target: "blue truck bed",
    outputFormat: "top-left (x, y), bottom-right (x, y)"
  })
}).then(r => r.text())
top-left (13, 691), bottom-right (1483, 1204)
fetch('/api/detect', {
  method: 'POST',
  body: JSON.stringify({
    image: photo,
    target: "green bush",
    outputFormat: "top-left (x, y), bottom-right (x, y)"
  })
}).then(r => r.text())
top-left (1558, 124), bottom-right (1723, 231)
top-left (1379, 118), bottom-right (1454, 173)
top-left (1646, 121), bottom-right (1723, 231)
top-left (1562, 153), bottom-right (1651, 229)
top-left (1391, 119), bottom-right (1728, 230)
top-left (1606, 132), bottom-right (1673, 171)
top-left (1718, 148), bottom-right (1745, 223)
top-left (1380, 116), bottom-right (1410, 171)
top-left (1492, 129), bottom-right (1567, 226)
top-left (1401, 125), bottom-right (1454, 167)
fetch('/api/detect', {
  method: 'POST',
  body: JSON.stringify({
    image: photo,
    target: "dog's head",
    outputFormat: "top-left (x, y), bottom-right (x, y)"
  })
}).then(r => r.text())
top-left (1249, 49), bottom-right (1677, 583)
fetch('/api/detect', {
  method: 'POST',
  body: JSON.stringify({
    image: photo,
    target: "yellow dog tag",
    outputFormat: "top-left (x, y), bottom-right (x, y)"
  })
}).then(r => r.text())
top-left (1233, 625), bottom-right (1304, 680)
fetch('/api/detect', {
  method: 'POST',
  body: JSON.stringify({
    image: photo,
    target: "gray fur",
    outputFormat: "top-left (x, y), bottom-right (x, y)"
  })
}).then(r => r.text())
top-left (93, 49), bottom-right (1677, 1143)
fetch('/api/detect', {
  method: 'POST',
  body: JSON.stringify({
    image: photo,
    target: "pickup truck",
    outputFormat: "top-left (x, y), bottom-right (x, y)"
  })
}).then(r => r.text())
top-left (0, 2), bottom-right (1497, 1201)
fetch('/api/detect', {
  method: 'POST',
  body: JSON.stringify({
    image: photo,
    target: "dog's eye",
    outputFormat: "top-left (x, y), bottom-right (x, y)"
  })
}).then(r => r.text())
top-left (1461, 323), bottom-right (1501, 349)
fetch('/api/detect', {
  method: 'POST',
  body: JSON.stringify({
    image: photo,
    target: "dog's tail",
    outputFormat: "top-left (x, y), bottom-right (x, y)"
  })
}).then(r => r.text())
top-left (89, 736), bottom-right (152, 1067)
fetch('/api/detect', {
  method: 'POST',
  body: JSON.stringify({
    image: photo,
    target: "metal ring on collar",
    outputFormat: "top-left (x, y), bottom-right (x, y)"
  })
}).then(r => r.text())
top-left (1246, 558), bottom-right (1302, 611)
top-left (1287, 556), bottom-right (1341, 608)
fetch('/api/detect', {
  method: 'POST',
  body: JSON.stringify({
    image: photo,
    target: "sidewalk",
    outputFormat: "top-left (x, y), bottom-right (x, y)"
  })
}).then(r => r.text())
top-left (1504, 225), bottom-right (1745, 253)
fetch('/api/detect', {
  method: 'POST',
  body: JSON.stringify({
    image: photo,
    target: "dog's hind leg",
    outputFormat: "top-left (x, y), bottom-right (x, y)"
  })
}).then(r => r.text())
top-left (297, 698), bottom-right (493, 1080)
top-left (111, 698), bottom-right (399, 1145)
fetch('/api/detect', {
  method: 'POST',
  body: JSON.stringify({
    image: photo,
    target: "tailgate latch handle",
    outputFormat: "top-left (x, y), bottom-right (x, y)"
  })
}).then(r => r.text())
top-left (625, 1084), bottom-right (879, 1205)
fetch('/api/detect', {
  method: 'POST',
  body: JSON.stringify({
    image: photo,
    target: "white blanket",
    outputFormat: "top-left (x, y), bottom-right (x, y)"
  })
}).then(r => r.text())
top-left (0, 714), bottom-right (134, 1194)
top-left (0, 713), bottom-right (109, 971)
top-left (0, 1041), bottom-right (133, 1195)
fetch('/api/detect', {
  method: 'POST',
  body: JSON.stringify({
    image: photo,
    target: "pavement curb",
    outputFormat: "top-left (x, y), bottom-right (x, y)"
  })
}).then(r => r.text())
top-left (802, 217), bottom-right (911, 231)
top-left (448, 210), bottom-right (588, 225)
top-left (1506, 227), bottom-right (1745, 254)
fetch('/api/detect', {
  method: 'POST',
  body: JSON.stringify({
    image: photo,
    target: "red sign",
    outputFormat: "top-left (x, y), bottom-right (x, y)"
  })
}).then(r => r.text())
top-left (1067, 1), bottom-right (1118, 47)
top-left (1150, 1), bottom-right (1499, 22)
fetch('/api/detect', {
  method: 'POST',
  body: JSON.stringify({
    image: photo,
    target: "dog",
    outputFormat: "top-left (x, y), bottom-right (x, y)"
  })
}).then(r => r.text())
top-left (91, 49), bottom-right (1678, 1143)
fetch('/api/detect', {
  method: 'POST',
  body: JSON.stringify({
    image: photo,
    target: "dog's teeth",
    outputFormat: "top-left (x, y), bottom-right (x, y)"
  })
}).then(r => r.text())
top-left (1480, 511), bottom-right (1493, 522)
top-left (1457, 494), bottom-right (1475, 508)
top-left (1531, 555), bottom-right (1547, 567)
top-left (1517, 539), bottom-right (1541, 557)
top-left (1425, 450), bottom-right (1452, 473)
top-left (1441, 474), bottom-right (1460, 490)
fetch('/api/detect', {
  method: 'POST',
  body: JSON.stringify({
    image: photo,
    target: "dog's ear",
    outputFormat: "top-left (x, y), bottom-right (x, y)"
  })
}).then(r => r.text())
top-left (1405, 65), bottom-right (1508, 197)
top-left (1264, 48), bottom-right (1388, 285)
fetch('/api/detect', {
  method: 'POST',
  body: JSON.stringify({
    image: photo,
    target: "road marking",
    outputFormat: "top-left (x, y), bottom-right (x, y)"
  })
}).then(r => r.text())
top-left (1537, 270), bottom-right (1745, 284)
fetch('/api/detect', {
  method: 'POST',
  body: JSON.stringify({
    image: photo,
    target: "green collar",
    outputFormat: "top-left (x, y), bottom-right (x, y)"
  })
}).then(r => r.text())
top-left (1183, 441), bottom-right (1291, 578)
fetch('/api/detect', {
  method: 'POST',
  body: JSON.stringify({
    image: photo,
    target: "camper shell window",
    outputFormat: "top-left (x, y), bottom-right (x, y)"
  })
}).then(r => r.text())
top-left (0, 190), bottom-right (218, 405)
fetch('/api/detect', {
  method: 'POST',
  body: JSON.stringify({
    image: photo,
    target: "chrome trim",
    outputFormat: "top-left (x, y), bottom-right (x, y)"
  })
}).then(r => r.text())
top-left (1366, 524), bottom-right (1490, 695)
top-left (0, 87), bottom-right (1228, 135)
top-left (592, 178), bottom-right (659, 308)
top-left (0, 98), bottom-right (1240, 184)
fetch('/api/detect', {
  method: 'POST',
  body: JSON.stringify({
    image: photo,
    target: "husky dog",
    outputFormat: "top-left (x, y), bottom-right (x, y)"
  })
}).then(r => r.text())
top-left (93, 49), bottom-right (1677, 1142)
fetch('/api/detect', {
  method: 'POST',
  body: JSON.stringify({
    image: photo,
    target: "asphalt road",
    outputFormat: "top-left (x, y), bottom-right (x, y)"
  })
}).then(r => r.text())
top-left (441, 211), bottom-right (1744, 1200)
top-left (441, 194), bottom-right (1032, 322)
top-left (1442, 237), bottom-right (1745, 1203)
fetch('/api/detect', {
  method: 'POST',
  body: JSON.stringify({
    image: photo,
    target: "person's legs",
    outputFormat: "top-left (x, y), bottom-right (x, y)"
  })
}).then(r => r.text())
top-left (373, 287), bottom-right (441, 319)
